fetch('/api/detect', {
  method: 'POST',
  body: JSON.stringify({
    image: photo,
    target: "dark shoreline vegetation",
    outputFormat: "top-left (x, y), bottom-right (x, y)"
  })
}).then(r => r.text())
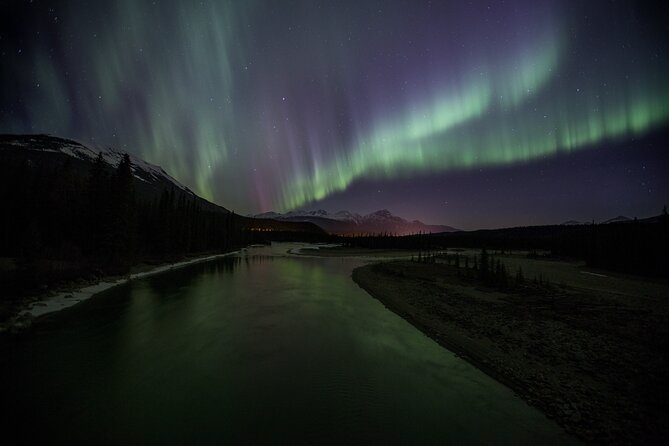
top-left (352, 256), bottom-right (669, 446)
top-left (339, 213), bottom-right (669, 278)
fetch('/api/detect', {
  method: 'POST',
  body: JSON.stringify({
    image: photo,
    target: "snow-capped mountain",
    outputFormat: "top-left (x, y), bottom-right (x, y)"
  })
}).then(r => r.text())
top-left (332, 210), bottom-right (364, 224)
top-left (267, 209), bottom-right (364, 222)
top-left (0, 133), bottom-right (229, 213)
top-left (1, 134), bottom-right (189, 192)
top-left (253, 209), bottom-right (459, 235)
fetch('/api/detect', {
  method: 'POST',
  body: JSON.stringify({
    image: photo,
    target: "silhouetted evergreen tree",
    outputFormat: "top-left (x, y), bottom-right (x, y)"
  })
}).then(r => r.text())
top-left (86, 153), bottom-right (113, 263)
top-left (515, 267), bottom-right (525, 287)
top-left (479, 248), bottom-right (489, 282)
top-left (110, 153), bottom-right (136, 268)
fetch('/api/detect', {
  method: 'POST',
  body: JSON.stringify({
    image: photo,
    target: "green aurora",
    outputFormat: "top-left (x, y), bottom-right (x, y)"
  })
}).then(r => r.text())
top-left (1, 0), bottom-right (668, 218)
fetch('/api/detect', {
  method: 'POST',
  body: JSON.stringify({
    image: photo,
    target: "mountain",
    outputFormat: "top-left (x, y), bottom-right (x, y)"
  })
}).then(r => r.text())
top-left (0, 133), bottom-right (327, 315)
top-left (0, 133), bottom-right (228, 214)
top-left (562, 216), bottom-right (640, 225)
top-left (602, 215), bottom-right (632, 224)
top-left (0, 134), bottom-right (323, 235)
top-left (252, 208), bottom-right (459, 235)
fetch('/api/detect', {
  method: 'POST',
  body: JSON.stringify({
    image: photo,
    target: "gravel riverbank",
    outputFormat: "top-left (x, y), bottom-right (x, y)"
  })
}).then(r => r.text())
top-left (353, 260), bottom-right (669, 445)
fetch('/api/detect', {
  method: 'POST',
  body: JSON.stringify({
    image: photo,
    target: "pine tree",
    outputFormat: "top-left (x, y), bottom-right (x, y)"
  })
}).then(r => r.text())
top-left (479, 248), bottom-right (489, 282)
top-left (515, 266), bottom-right (525, 287)
top-left (86, 153), bottom-right (113, 262)
top-left (499, 262), bottom-right (508, 288)
top-left (111, 153), bottom-right (136, 267)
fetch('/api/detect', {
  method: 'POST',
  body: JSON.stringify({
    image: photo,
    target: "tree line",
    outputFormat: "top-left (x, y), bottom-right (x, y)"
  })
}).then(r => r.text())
top-left (415, 248), bottom-right (559, 292)
top-left (340, 212), bottom-right (669, 278)
top-left (0, 153), bottom-right (247, 295)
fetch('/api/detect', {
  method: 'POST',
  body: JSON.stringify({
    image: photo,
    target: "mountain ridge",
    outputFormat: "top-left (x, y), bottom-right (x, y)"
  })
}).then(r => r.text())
top-left (252, 208), bottom-right (459, 235)
top-left (0, 133), bottom-right (325, 236)
top-left (0, 133), bottom-right (218, 209)
top-left (560, 215), bottom-right (651, 226)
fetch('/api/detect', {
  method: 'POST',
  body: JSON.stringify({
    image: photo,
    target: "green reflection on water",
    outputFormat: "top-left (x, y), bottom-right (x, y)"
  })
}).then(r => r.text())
top-left (2, 245), bottom-right (579, 445)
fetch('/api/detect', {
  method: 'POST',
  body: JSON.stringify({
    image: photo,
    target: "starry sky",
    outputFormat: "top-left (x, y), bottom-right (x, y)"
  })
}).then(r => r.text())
top-left (1, 0), bottom-right (668, 229)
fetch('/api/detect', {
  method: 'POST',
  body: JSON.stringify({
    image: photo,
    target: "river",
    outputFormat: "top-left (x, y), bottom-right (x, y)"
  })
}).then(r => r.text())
top-left (2, 243), bottom-right (578, 445)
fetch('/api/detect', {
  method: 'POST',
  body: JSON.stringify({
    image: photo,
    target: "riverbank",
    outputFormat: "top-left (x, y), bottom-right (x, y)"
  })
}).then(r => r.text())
top-left (1, 250), bottom-right (239, 334)
top-left (352, 260), bottom-right (669, 445)
top-left (291, 246), bottom-right (406, 257)
top-left (291, 245), bottom-right (444, 260)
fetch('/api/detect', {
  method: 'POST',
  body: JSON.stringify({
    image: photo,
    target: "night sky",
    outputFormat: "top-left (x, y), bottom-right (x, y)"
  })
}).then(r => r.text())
top-left (1, 0), bottom-right (668, 229)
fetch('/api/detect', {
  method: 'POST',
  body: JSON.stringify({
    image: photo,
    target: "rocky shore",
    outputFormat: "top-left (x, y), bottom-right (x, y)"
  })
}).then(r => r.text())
top-left (353, 260), bottom-right (669, 445)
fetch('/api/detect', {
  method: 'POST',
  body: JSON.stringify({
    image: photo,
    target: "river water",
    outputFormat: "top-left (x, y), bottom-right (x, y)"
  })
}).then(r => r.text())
top-left (2, 243), bottom-right (578, 445)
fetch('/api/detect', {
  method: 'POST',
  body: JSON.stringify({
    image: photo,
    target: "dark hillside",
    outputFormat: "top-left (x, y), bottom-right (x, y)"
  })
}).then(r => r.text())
top-left (0, 134), bottom-right (324, 318)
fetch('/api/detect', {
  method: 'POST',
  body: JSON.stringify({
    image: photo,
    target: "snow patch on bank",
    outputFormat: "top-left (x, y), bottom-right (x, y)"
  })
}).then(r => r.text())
top-left (22, 251), bottom-right (240, 319)
top-left (287, 243), bottom-right (342, 255)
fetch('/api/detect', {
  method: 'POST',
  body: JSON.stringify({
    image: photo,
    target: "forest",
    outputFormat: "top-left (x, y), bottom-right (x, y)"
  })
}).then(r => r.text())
top-left (340, 215), bottom-right (669, 278)
top-left (0, 151), bottom-right (324, 307)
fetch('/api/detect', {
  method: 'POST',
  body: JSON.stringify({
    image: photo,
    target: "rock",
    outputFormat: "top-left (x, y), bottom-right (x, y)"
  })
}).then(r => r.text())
top-left (9, 313), bottom-right (34, 334)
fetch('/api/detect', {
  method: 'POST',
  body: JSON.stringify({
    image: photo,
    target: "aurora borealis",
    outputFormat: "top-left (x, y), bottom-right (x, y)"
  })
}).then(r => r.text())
top-left (1, 0), bottom-right (668, 228)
